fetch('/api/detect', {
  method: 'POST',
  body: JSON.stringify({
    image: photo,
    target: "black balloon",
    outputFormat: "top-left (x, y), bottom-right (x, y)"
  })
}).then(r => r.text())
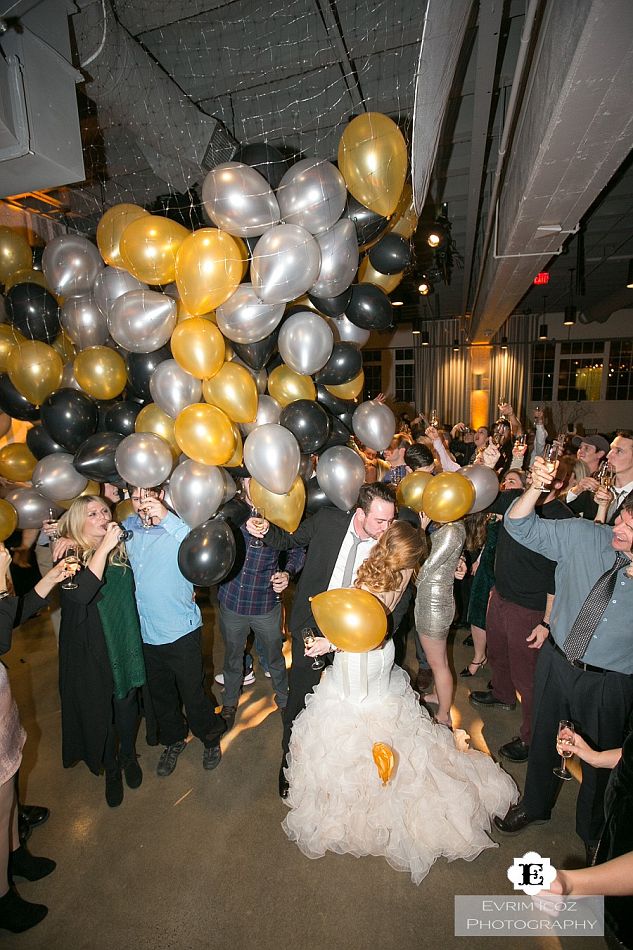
top-left (320, 415), bottom-right (352, 451)
top-left (305, 477), bottom-right (335, 514)
top-left (368, 233), bottom-right (411, 275)
top-left (347, 283), bottom-right (392, 331)
top-left (314, 342), bottom-right (362, 386)
top-left (344, 196), bottom-right (389, 249)
top-left (316, 383), bottom-right (356, 418)
top-left (0, 374), bottom-right (40, 421)
top-left (126, 345), bottom-right (171, 401)
top-left (233, 143), bottom-right (289, 190)
top-left (337, 410), bottom-right (355, 431)
top-left (73, 431), bottom-right (124, 483)
top-left (5, 282), bottom-right (61, 343)
top-left (105, 400), bottom-right (143, 437)
top-left (307, 288), bottom-right (352, 318)
top-left (26, 424), bottom-right (66, 460)
top-left (177, 518), bottom-right (236, 586)
top-left (232, 330), bottom-right (279, 371)
top-left (40, 388), bottom-right (99, 453)
top-left (279, 400), bottom-right (331, 454)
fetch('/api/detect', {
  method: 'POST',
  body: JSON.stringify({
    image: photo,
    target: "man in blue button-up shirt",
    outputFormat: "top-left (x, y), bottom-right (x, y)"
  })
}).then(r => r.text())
top-left (124, 488), bottom-right (226, 778)
top-left (493, 460), bottom-right (633, 858)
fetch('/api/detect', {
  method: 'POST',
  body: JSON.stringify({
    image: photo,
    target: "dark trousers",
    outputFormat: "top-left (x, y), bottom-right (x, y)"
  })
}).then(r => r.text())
top-left (522, 639), bottom-right (633, 845)
top-left (142, 629), bottom-right (225, 748)
top-left (486, 589), bottom-right (542, 744)
top-left (103, 689), bottom-right (140, 772)
top-left (281, 632), bottom-right (331, 756)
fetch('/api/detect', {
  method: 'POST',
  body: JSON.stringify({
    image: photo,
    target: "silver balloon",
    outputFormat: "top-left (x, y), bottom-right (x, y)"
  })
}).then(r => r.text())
top-left (219, 468), bottom-right (237, 504)
top-left (277, 158), bottom-right (347, 235)
top-left (328, 313), bottom-right (370, 347)
top-left (461, 463), bottom-right (500, 513)
top-left (107, 290), bottom-right (177, 353)
top-left (149, 359), bottom-right (202, 419)
top-left (240, 394), bottom-right (282, 436)
top-left (277, 311), bottom-right (333, 375)
top-left (310, 219), bottom-right (359, 299)
top-left (61, 362), bottom-right (84, 391)
top-left (4, 488), bottom-right (61, 529)
top-left (352, 400), bottom-right (396, 452)
top-left (93, 267), bottom-right (147, 317)
top-left (61, 295), bottom-right (109, 350)
top-left (32, 453), bottom-right (88, 502)
top-left (216, 283), bottom-right (284, 344)
top-left (114, 432), bottom-right (174, 487)
top-left (251, 225), bottom-right (321, 305)
top-left (243, 423), bottom-right (300, 495)
top-left (201, 162), bottom-right (281, 237)
top-left (42, 234), bottom-right (103, 297)
top-left (316, 446), bottom-right (365, 511)
top-left (168, 459), bottom-right (225, 528)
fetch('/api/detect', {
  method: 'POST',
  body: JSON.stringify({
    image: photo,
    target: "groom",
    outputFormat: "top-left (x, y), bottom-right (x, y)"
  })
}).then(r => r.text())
top-left (248, 482), bottom-right (397, 796)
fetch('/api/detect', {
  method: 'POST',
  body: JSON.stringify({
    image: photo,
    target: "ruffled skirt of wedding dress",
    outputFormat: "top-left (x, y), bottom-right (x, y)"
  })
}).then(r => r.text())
top-left (282, 661), bottom-right (518, 885)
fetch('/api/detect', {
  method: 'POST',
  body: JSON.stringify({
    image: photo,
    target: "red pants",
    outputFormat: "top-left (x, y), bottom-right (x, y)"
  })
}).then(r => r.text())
top-left (486, 588), bottom-right (543, 744)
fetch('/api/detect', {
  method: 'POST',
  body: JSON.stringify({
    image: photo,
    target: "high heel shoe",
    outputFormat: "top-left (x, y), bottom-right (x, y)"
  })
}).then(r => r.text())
top-left (459, 656), bottom-right (487, 678)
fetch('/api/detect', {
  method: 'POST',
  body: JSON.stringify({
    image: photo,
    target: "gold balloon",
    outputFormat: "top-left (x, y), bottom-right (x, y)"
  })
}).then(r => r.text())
top-left (174, 403), bottom-right (236, 466)
top-left (372, 742), bottom-right (395, 785)
top-left (226, 424), bottom-right (243, 466)
top-left (175, 228), bottom-right (243, 315)
top-left (96, 204), bottom-right (149, 268)
top-left (0, 498), bottom-right (18, 541)
top-left (57, 480), bottom-right (101, 509)
top-left (389, 183), bottom-right (418, 239)
top-left (120, 214), bottom-right (190, 285)
top-left (337, 113), bottom-right (408, 218)
top-left (73, 346), bottom-right (127, 400)
top-left (171, 317), bottom-right (225, 379)
top-left (135, 403), bottom-right (180, 457)
top-left (250, 476), bottom-right (305, 532)
top-left (268, 365), bottom-right (316, 407)
top-left (357, 256), bottom-right (404, 293)
top-left (115, 499), bottom-right (135, 522)
top-left (0, 227), bottom-right (31, 283)
top-left (0, 443), bottom-right (37, 482)
top-left (396, 471), bottom-right (433, 512)
top-left (202, 361), bottom-right (258, 424)
top-left (7, 341), bottom-right (63, 406)
top-left (311, 588), bottom-right (387, 652)
top-left (325, 370), bottom-right (364, 400)
top-left (3, 268), bottom-right (49, 293)
top-left (422, 472), bottom-right (476, 523)
top-left (52, 332), bottom-right (76, 363)
top-left (0, 325), bottom-right (24, 373)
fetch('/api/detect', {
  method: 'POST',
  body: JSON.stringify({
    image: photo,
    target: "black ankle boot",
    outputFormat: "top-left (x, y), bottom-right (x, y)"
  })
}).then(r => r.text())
top-left (0, 888), bottom-right (48, 933)
top-left (105, 768), bottom-right (124, 807)
top-left (9, 846), bottom-right (56, 882)
top-left (121, 754), bottom-right (143, 790)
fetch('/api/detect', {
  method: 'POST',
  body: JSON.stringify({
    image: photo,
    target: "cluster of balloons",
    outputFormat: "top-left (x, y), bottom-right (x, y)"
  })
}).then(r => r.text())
top-left (0, 113), bottom-right (417, 585)
top-left (396, 463), bottom-right (499, 522)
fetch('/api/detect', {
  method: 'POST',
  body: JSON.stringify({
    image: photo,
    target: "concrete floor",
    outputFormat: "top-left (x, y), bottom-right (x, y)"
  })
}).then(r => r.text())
top-left (3, 597), bottom-right (607, 950)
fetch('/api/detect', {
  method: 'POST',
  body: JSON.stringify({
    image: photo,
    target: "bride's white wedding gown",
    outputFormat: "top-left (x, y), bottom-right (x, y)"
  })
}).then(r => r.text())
top-left (283, 639), bottom-right (518, 884)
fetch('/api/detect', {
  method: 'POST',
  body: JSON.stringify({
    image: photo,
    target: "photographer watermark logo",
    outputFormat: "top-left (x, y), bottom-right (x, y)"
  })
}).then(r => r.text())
top-left (507, 850), bottom-right (557, 896)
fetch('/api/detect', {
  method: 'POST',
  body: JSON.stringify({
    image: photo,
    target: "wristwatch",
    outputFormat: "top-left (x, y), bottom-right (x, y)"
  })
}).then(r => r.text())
top-left (541, 620), bottom-right (551, 631)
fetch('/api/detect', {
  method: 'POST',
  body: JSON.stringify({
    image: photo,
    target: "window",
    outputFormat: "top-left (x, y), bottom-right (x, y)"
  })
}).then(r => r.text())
top-left (606, 340), bottom-right (633, 400)
top-left (394, 348), bottom-right (414, 403)
top-left (558, 341), bottom-right (604, 402)
top-left (531, 342), bottom-right (555, 401)
top-left (362, 350), bottom-right (382, 400)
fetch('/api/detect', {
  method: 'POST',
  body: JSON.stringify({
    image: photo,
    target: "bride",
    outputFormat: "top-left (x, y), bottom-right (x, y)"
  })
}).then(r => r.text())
top-left (282, 521), bottom-right (518, 884)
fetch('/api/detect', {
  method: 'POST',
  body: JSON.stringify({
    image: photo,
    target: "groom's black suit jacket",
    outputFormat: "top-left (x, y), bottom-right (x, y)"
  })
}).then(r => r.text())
top-left (263, 507), bottom-right (353, 637)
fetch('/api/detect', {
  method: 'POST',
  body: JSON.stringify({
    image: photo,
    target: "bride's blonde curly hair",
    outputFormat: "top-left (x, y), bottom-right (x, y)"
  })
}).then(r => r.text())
top-left (355, 521), bottom-right (426, 595)
top-left (57, 495), bottom-right (128, 567)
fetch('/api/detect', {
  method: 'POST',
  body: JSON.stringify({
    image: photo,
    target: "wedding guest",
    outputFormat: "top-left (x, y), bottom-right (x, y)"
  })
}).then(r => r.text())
top-left (382, 433), bottom-right (412, 484)
top-left (564, 434), bottom-right (611, 519)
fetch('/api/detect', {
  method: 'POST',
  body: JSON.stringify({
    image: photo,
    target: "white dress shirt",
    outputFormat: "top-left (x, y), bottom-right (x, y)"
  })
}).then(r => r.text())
top-left (327, 521), bottom-right (377, 590)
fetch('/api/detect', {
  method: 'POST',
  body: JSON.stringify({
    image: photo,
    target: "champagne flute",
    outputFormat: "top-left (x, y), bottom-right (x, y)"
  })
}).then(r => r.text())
top-left (62, 544), bottom-right (81, 590)
top-left (302, 627), bottom-right (324, 671)
top-left (498, 397), bottom-right (508, 421)
top-left (536, 443), bottom-right (559, 493)
top-left (553, 720), bottom-right (575, 780)
top-left (250, 506), bottom-right (265, 547)
top-left (46, 507), bottom-right (60, 543)
top-left (429, 408), bottom-right (439, 428)
top-left (596, 460), bottom-right (616, 490)
top-left (139, 488), bottom-right (153, 529)
top-left (513, 433), bottom-right (527, 451)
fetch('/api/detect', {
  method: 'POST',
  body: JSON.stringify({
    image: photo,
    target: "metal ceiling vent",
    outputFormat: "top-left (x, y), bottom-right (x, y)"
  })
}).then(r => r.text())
top-left (72, 0), bottom-right (238, 191)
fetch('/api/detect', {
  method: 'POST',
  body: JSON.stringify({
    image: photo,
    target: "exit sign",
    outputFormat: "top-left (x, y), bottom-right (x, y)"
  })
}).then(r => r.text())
top-left (534, 272), bottom-right (550, 285)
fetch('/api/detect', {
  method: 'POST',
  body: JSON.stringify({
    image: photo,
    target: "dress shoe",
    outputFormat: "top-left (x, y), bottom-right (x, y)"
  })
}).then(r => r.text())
top-left (18, 806), bottom-right (49, 829)
top-left (121, 754), bottom-right (143, 789)
top-left (9, 846), bottom-right (56, 882)
top-left (105, 769), bottom-right (124, 808)
top-left (460, 656), bottom-right (487, 678)
top-left (0, 889), bottom-right (48, 933)
top-left (415, 669), bottom-right (434, 694)
top-left (278, 764), bottom-right (290, 799)
top-left (498, 737), bottom-right (529, 762)
top-left (469, 690), bottom-right (516, 711)
top-left (493, 802), bottom-right (549, 835)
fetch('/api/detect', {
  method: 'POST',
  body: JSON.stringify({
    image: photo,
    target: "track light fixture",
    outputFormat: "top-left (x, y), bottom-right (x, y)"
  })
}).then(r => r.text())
top-left (421, 331), bottom-right (430, 346)
top-left (417, 277), bottom-right (433, 296)
top-left (564, 269), bottom-right (577, 326)
top-left (452, 338), bottom-right (459, 352)
top-left (627, 260), bottom-right (633, 289)
top-left (538, 324), bottom-right (548, 340)
top-left (501, 336), bottom-right (508, 350)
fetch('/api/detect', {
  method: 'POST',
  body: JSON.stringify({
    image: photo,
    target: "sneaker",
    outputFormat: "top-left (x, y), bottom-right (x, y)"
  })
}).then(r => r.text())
top-left (220, 705), bottom-right (237, 728)
top-left (202, 743), bottom-right (222, 771)
top-left (243, 671), bottom-right (256, 686)
top-left (264, 670), bottom-right (271, 678)
top-left (214, 672), bottom-right (225, 685)
top-left (156, 740), bottom-right (187, 777)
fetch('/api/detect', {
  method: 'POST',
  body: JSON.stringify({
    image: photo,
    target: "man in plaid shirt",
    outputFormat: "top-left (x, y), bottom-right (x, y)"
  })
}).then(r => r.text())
top-left (217, 479), bottom-right (305, 727)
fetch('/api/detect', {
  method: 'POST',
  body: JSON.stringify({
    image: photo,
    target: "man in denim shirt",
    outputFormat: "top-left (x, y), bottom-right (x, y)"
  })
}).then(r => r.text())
top-left (124, 487), bottom-right (226, 777)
